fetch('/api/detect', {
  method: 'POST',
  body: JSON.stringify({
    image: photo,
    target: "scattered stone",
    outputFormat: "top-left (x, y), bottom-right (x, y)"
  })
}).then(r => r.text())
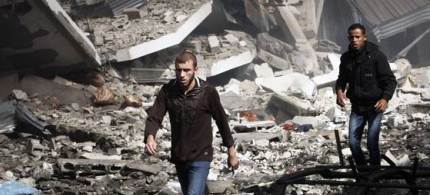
top-left (11, 89), bottom-right (29, 101)
top-left (32, 162), bottom-right (54, 180)
top-left (224, 33), bottom-right (240, 45)
top-left (125, 161), bottom-right (162, 175)
top-left (207, 180), bottom-right (235, 194)
top-left (123, 8), bottom-right (144, 20)
top-left (80, 152), bottom-right (122, 160)
top-left (208, 35), bottom-right (221, 53)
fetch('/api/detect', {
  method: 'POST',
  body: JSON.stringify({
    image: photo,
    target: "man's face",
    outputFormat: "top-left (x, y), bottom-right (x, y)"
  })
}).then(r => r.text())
top-left (348, 28), bottom-right (367, 49)
top-left (175, 60), bottom-right (197, 88)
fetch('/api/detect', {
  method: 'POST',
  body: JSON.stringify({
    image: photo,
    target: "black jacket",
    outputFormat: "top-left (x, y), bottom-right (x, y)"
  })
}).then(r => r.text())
top-left (144, 78), bottom-right (234, 163)
top-left (335, 42), bottom-right (397, 112)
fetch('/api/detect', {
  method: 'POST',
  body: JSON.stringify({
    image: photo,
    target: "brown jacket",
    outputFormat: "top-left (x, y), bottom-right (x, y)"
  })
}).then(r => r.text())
top-left (144, 78), bottom-right (234, 163)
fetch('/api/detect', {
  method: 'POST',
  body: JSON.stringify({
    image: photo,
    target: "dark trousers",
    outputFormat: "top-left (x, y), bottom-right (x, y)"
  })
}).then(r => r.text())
top-left (349, 110), bottom-right (383, 166)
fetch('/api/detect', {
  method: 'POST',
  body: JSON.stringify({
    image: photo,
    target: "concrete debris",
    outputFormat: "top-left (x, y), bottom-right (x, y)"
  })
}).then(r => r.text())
top-left (11, 90), bottom-right (29, 101)
top-left (0, 0), bottom-right (100, 72)
top-left (314, 39), bottom-right (341, 53)
top-left (74, 0), bottom-right (105, 6)
top-left (208, 35), bottom-right (221, 53)
top-left (383, 150), bottom-right (411, 166)
top-left (125, 161), bottom-right (162, 175)
top-left (257, 33), bottom-right (293, 70)
top-left (32, 162), bottom-right (54, 180)
top-left (254, 63), bottom-right (274, 78)
top-left (392, 58), bottom-right (412, 84)
top-left (124, 30), bottom-right (256, 79)
top-left (110, 0), bottom-right (146, 16)
top-left (275, 5), bottom-right (319, 75)
top-left (291, 115), bottom-right (328, 130)
top-left (0, 74), bottom-right (93, 106)
top-left (244, 0), bottom-right (272, 32)
top-left (312, 53), bottom-right (341, 87)
top-left (224, 33), bottom-right (240, 45)
top-left (207, 180), bottom-right (235, 194)
top-left (65, 0), bottom-right (212, 62)
top-left (233, 120), bottom-right (276, 133)
top-left (268, 94), bottom-right (317, 123)
top-left (256, 72), bottom-right (317, 99)
top-left (80, 152), bottom-right (122, 160)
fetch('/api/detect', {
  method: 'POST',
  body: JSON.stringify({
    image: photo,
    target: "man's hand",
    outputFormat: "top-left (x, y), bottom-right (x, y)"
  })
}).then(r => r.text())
top-left (336, 89), bottom-right (347, 107)
top-left (145, 135), bottom-right (157, 155)
top-left (227, 146), bottom-right (239, 170)
top-left (374, 98), bottom-right (388, 112)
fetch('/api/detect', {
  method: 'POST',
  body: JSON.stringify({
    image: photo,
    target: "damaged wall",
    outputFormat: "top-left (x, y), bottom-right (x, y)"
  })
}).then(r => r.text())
top-left (0, 0), bottom-right (100, 72)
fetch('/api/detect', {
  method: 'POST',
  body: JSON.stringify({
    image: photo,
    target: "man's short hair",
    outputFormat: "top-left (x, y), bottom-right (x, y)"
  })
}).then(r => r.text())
top-left (175, 50), bottom-right (197, 67)
top-left (348, 23), bottom-right (366, 35)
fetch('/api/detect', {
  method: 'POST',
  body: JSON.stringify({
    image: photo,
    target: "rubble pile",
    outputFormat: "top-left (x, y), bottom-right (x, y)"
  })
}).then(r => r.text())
top-left (62, 0), bottom-right (209, 58)
top-left (1, 65), bottom-right (429, 194)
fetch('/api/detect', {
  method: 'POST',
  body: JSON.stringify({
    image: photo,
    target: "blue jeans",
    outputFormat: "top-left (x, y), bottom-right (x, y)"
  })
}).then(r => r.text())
top-left (175, 161), bottom-right (210, 195)
top-left (349, 111), bottom-right (383, 166)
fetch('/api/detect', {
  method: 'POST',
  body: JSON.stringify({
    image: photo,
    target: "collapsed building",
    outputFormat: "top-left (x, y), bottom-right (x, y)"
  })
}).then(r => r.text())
top-left (1, 0), bottom-right (430, 194)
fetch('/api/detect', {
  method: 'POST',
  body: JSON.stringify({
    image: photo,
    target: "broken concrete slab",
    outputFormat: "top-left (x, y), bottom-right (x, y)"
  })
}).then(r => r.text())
top-left (256, 33), bottom-right (293, 70)
top-left (274, 5), bottom-right (319, 75)
top-left (301, 0), bottom-right (317, 38)
top-left (312, 53), bottom-right (341, 87)
top-left (254, 63), bottom-right (274, 78)
top-left (255, 73), bottom-right (317, 99)
top-left (291, 116), bottom-right (322, 130)
top-left (422, 90), bottom-right (430, 101)
top-left (208, 35), bottom-right (221, 53)
top-left (11, 90), bottom-right (29, 102)
top-left (233, 120), bottom-right (276, 133)
top-left (314, 40), bottom-right (341, 53)
top-left (267, 94), bottom-right (317, 122)
top-left (207, 180), bottom-right (235, 194)
top-left (220, 91), bottom-right (264, 112)
top-left (231, 132), bottom-right (281, 143)
top-left (224, 33), bottom-right (240, 45)
top-left (0, 74), bottom-right (92, 105)
top-left (80, 152), bottom-right (122, 160)
top-left (210, 49), bottom-right (256, 76)
top-left (0, 0), bottom-right (100, 72)
top-left (392, 58), bottom-right (412, 84)
top-left (111, 1), bottom-right (213, 62)
top-left (124, 161), bottom-right (162, 175)
top-left (57, 158), bottom-right (132, 174)
top-left (244, 0), bottom-right (271, 32)
top-left (130, 68), bottom-right (173, 84)
top-left (28, 139), bottom-right (50, 157)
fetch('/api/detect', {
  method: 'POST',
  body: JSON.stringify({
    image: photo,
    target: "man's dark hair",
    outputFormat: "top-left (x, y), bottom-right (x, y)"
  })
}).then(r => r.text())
top-left (348, 23), bottom-right (366, 35)
top-left (175, 50), bottom-right (197, 67)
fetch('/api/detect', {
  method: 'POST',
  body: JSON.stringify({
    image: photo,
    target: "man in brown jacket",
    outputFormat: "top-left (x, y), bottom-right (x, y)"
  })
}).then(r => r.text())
top-left (144, 50), bottom-right (239, 195)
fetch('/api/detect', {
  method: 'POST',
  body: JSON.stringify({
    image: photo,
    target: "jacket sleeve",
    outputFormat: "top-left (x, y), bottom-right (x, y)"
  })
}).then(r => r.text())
top-left (335, 54), bottom-right (347, 91)
top-left (375, 52), bottom-right (397, 100)
top-left (144, 85), bottom-right (168, 143)
top-left (208, 87), bottom-right (234, 148)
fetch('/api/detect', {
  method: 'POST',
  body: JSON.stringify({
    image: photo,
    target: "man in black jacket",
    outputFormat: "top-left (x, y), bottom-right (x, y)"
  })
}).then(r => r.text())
top-left (144, 50), bottom-right (239, 194)
top-left (336, 24), bottom-right (397, 166)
